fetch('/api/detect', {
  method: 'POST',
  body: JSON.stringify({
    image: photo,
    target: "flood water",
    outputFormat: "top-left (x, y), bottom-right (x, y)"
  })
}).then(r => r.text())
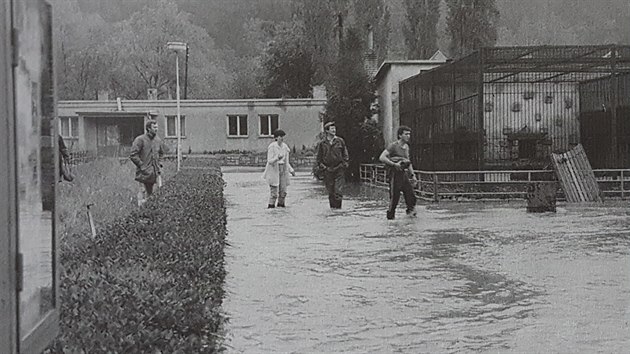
top-left (222, 169), bottom-right (630, 353)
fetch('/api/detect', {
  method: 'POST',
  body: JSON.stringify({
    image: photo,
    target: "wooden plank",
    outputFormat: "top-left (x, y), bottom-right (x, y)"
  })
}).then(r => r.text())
top-left (550, 144), bottom-right (603, 203)
top-left (552, 150), bottom-right (580, 202)
top-left (566, 148), bottom-right (587, 201)
top-left (553, 152), bottom-right (578, 202)
top-left (572, 145), bottom-right (594, 200)
top-left (572, 145), bottom-right (597, 201)
top-left (562, 153), bottom-right (582, 202)
top-left (576, 144), bottom-right (602, 202)
top-left (571, 145), bottom-right (594, 201)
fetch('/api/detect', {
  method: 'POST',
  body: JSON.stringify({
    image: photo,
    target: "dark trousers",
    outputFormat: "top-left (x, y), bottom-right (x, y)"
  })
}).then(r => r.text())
top-left (137, 182), bottom-right (155, 206)
top-left (324, 169), bottom-right (345, 208)
top-left (143, 182), bottom-right (155, 196)
top-left (388, 170), bottom-right (416, 216)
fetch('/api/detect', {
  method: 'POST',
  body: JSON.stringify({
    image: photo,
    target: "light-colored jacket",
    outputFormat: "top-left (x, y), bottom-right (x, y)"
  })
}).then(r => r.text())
top-left (262, 142), bottom-right (294, 186)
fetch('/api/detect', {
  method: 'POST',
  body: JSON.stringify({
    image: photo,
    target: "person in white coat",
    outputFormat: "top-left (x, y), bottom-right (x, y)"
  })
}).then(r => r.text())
top-left (262, 129), bottom-right (295, 208)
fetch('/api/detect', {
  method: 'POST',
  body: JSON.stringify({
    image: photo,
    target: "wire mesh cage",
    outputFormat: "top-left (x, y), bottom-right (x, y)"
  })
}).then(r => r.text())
top-left (400, 45), bottom-right (630, 172)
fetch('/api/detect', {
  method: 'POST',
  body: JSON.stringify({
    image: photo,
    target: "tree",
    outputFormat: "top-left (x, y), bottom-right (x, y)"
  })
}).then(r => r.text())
top-left (292, 0), bottom-right (351, 85)
top-left (446, 0), bottom-right (499, 58)
top-left (350, 0), bottom-right (391, 65)
top-left (324, 29), bottom-right (381, 181)
top-left (402, 0), bottom-right (440, 59)
top-left (51, 0), bottom-right (114, 99)
top-left (259, 22), bottom-right (315, 98)
top-left (103, 0), bottom-right (233, 99)
top-left (226, 56), bottom-right (264, 99)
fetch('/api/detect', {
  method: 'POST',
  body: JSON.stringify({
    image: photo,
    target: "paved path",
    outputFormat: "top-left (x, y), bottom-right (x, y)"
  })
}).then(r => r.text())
top-left (222, 169), bottom-right (630, 353)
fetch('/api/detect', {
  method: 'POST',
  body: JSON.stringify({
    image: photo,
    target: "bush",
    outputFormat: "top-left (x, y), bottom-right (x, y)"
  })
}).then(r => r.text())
top-left (57, 158), bottom-right (176, 241)
top-left (48, 159), bottom-right (226, 353)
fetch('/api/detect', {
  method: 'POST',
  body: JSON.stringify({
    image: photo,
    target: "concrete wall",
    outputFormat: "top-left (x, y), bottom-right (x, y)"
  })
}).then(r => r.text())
top-left (58, 99), bottom-right (326, 154)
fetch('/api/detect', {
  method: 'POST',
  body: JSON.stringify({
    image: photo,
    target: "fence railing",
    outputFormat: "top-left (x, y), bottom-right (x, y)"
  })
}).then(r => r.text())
top-left (67, 150), bottom-right (317, 169)
top-left (67, 150), bottom-right (97, 165)
top-left (221, 154), bottom-right (316, 167)
top-left (360, 164), bottom-right (630, 201)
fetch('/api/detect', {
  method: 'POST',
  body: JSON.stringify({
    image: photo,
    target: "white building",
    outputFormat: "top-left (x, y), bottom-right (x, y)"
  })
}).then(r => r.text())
top-left (374, 50), bottom-right (448, 143)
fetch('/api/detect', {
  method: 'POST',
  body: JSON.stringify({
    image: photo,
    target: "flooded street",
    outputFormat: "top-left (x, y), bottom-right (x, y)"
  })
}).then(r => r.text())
top-left (222, 169), bottom-right (630, 353)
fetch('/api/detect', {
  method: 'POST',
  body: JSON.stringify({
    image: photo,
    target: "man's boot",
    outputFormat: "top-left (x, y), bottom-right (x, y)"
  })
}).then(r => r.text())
top-left (387, 210), bottom-right (395, 220)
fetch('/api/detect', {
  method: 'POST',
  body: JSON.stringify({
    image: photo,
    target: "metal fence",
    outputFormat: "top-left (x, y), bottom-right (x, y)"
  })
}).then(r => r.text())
top-left (360, 164), bottom-right (630, 202)
top-left (67, 150), bottom-right (97, 165)
top-left (222, 154), bottom-right (316, 168)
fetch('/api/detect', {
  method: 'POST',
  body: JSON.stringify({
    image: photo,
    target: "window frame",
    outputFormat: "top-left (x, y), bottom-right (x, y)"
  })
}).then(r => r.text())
top-left (165, 115), bottom-right (186, 138)
top-left (227, 114), bottom-right (248, 138)
top-left (258, 114), bottom-right (279, 137)
top-left (58, 116), bottom-right (78, 138)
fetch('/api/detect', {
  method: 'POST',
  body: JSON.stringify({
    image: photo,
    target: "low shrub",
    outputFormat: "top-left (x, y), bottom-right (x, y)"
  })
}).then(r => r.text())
top-left (48, 159), bottom-right (226, 353)
top-left (57, 158), bottom-right (176, 242)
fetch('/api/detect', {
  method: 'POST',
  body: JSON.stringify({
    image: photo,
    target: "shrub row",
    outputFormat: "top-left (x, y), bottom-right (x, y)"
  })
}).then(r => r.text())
top-left (49, 160), bottom-right (227, 353)
top-left (57, 158), bottom-right (177, 240)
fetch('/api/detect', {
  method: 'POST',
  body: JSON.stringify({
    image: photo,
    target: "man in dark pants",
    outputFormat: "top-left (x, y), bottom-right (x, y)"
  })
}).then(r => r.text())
top-left (316, 121), bottom-right (349, 209)
top-left (379, 125), bottom-right (418, 219)
top-left (130, 120), bottom-right (165, 206)
top-left (58, 134), bottom-right (71, 181)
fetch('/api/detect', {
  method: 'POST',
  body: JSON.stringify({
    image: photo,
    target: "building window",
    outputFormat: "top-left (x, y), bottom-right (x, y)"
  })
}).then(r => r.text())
top-left (59, 116), bottom-right (78, 138)
top-left (166, 115), bottom-right (186, 137)
top-left (259, 114), bottom-right (279, 137)
top-left (228, 115), bottom-right (248, 137)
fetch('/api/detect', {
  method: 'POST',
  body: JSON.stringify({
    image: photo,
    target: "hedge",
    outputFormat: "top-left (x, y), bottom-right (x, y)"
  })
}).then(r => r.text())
top-left (48, 160), bottom-right (227, 353)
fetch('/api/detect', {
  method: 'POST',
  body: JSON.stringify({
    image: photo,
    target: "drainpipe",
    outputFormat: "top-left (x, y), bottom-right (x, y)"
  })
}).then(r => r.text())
top-left (610, 45), bottom-right (618, 167)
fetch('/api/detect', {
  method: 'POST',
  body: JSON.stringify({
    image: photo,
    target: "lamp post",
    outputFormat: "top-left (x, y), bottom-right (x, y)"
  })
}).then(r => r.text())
top-left (167, 41), bottom-right (187, 172)
top-left (184, 44), bottom-right (189, 99)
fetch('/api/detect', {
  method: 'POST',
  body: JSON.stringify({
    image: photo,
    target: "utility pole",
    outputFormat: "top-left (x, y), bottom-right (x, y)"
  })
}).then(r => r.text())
top-left (184, 44), bottom-right (189, 100)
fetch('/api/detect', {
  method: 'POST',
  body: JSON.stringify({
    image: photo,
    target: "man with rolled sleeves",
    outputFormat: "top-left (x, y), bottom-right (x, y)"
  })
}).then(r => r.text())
top-left (379, 125), bottom-right (417, 219)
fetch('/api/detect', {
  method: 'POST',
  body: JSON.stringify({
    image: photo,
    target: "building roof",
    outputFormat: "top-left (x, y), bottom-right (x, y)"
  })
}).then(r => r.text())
top-left (76, 111), bottom-right (155, 117)
top-left (60, 98), bottom-right (327, 111)
top-left (429, 50), bottom-right (448, 61)
top-left (374, 50), bottom-right (449, 83)
top-left (407, 45), bottom-right (630, 85)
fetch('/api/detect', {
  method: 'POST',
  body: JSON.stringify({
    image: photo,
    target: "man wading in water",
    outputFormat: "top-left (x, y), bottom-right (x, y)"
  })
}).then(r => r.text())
top-left (262, 129), bottom-right (295, 208)
top-left (379, 125), bottom-right (418, 220)
top-left (316, 121), bottom-right (349, 209)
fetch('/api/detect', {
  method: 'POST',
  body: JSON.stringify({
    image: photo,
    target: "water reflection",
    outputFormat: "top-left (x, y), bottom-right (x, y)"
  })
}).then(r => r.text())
top-left (223, 172), bottom-right (630, 353)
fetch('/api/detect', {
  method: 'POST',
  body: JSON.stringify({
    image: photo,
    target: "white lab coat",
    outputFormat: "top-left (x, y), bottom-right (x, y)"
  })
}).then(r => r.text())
top-left (262, 141), bottom-right (294, 187)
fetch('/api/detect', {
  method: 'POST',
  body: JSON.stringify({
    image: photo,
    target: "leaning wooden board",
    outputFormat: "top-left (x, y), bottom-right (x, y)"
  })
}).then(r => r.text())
top-left (551, 144), bottom-right (602, 202)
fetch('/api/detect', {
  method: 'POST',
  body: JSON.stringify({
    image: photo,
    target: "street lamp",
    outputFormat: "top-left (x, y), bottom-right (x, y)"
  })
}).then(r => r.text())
top-left (167, 41), bottom-right (187, 172)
